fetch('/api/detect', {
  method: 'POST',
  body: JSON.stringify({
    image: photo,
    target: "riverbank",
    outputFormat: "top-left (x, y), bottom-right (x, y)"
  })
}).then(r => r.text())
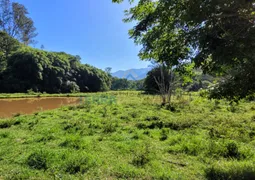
top-left (0, 92), bottom-right (255, 179)
top-left (0, 91), bottom-right (142, 99)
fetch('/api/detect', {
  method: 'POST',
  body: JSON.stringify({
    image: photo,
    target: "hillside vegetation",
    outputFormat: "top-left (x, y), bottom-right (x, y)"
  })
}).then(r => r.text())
top-left (0, 92), bottom-right (255, 179)
top-left (0, 32), bottom-right (111, 93)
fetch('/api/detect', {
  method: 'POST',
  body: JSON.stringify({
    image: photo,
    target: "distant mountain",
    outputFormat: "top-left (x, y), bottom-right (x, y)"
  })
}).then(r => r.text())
top-left (112, 67), bottom-right (152, 80)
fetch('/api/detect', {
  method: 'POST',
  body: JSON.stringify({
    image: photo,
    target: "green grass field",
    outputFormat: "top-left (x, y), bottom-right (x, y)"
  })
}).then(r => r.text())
top-left (0, 92), bottom-right (255, 179)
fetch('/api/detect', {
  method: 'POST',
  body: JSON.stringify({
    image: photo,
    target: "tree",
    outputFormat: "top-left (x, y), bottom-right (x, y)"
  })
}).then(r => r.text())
top-left (111, 77), bottom-right (130, 90)
top-left (40, 44), bottom-right (45, 50)
top-left (144, 64), bottom-right (177, 105)
top-left (105, 67), bottom-right (112, 75)
top-left (0, 0), bottom-right (37, 45)
top-left (113, 0), bottom-right (255, 100)
top-left (0, 31), bottom-right (19, 73)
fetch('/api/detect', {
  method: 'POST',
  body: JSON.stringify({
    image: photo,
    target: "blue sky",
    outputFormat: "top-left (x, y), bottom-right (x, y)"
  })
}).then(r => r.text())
top-left (15, 0), bottom-right (150, 72)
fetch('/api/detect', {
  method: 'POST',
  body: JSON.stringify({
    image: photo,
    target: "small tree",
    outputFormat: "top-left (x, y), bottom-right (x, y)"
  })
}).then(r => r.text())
top-left (105, 67), bottom-right (112, 75)
top-left (144, 63), bottom-right (176, 105)
top-left (40, 44), bottom-right (44, 50)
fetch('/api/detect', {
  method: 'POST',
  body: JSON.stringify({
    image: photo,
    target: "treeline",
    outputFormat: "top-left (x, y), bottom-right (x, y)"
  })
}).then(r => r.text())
top-left (0, 29), bottom-right (215, 94)
top-left (111, 77), bottom-right (144, 91)
top-left (111, 67), bottom-right (215, 93)
top-left (0, 32), bottom-right (111, 93)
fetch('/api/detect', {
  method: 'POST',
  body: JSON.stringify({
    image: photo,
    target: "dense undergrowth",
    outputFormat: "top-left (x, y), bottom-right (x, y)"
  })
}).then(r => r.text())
top-left (0, 92), bottom-right (255, 179)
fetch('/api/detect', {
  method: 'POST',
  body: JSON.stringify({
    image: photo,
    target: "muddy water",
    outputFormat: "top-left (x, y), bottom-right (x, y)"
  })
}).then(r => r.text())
top-left (0, 97), bottom-right (80, 118)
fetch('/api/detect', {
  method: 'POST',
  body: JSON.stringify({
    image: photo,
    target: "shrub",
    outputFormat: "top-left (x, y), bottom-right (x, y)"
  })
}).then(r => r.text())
top-left (143, 130), bottom-right (150, 136)
top-left (103, 122), bottom-right (117, 133)
top-left (27, 89), bottom-right (36, 95)
top-left (227, 102), bottom-right (239, 113)
top-left (132, 154), bottom-right (150, 167)
top-left (130, 112), bottom-right (138, 118)
top-left (148, 121), bottom-right (164, 129)
top-left (0, 132), bottom-right (9, 138)
top-left (224, 142), bottom-right (241, 159)
top-left (165, 104), bottom-right (177, 112)
top-left (0, 121), bottom-right (12, 129)
top-left (136, 123), bottom-right (147, 129)
top-left (175, 88), bottom-right (184, 100)
top-left (101, 106), bottom-right (107, 117)
top-left (0, 119), bottom-right (21, 129)
top-left (63, 121), bottom-right (85, 133)
top-left (59, 136), bottom-right (83, 149)
top-left (131, 144), bottom-right (151, 167)
top-left (132, 133), bottom-right (139, 140)
top-left (159, 129), bottom-right (168, 141)
top-left (160, 134), bottom-right (168, 141)
top-left (27, 151), bottom-right (48, 170)
top-left (64, 154), bottom-right (96, 174)
top-left (199, 89), bottom-right (209, 98)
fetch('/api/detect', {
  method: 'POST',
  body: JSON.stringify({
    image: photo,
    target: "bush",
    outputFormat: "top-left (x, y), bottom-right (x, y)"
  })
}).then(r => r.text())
top-left (159, 129), bottom-right (168, 141)
top-left (199, 89), bottom-right (209, 98)
top-left (64, 154), bottom-right (97, 174)
top-left (64, 81), bottom-right (80, 93)
top-left (103, 122), bottom-right (117, 133)
top-left (59, 136), bottom-right (82, 149)
top-left (132, 154), bottom-right (150, 167)
top-left (27, 151), bottom-right (48, 170)
top-left (0, 119), bottom-right (21, 129)
top-left (224, 142), bottom-right (241, 159)
top-left (0, 132), bottom-right (9, 138)
top-left (136, 123), bottom-right (147, 129)
top-left (131, 144), bottom-right (151, 167)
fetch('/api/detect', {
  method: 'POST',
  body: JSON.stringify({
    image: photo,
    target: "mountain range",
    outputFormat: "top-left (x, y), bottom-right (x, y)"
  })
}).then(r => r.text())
top-left (112, 67), bottom-right (152, 80)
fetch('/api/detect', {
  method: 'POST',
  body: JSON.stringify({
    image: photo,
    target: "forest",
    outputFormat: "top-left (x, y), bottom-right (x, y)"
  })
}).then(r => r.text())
top-left (0, 0), bottom-right (255, 179)
top-left (0, 31), bottom-right (111, 93)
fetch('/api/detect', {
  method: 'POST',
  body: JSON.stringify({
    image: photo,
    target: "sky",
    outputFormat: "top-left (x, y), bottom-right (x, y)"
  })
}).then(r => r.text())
top-left (14, 0), bottom-right (150, 72)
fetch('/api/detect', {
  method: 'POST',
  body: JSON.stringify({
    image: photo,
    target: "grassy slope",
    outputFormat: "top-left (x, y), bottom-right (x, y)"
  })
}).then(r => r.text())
top-left (0, 92), bottom-right (255, 179)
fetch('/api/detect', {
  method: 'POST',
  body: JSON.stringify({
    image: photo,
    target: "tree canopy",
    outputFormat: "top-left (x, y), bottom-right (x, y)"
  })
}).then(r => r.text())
top-left (111, 77), bottom-right (144, 91)
top-left (113, 0), bottom-right (255, 100)
top-left (0, 34), bottom-right (111, 93)
top-left (0, 31), bottom-right (20, 73)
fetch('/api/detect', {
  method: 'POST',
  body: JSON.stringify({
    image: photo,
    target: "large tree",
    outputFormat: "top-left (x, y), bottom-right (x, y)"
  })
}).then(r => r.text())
top-left (113, 0), bottom-right (255, 100)
top-left (0, 0), bottom-right (37, 45)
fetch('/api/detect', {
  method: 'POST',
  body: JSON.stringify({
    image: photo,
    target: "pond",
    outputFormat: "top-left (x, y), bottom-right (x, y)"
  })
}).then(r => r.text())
top-left (0, 97), bottom-right (80, 118)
